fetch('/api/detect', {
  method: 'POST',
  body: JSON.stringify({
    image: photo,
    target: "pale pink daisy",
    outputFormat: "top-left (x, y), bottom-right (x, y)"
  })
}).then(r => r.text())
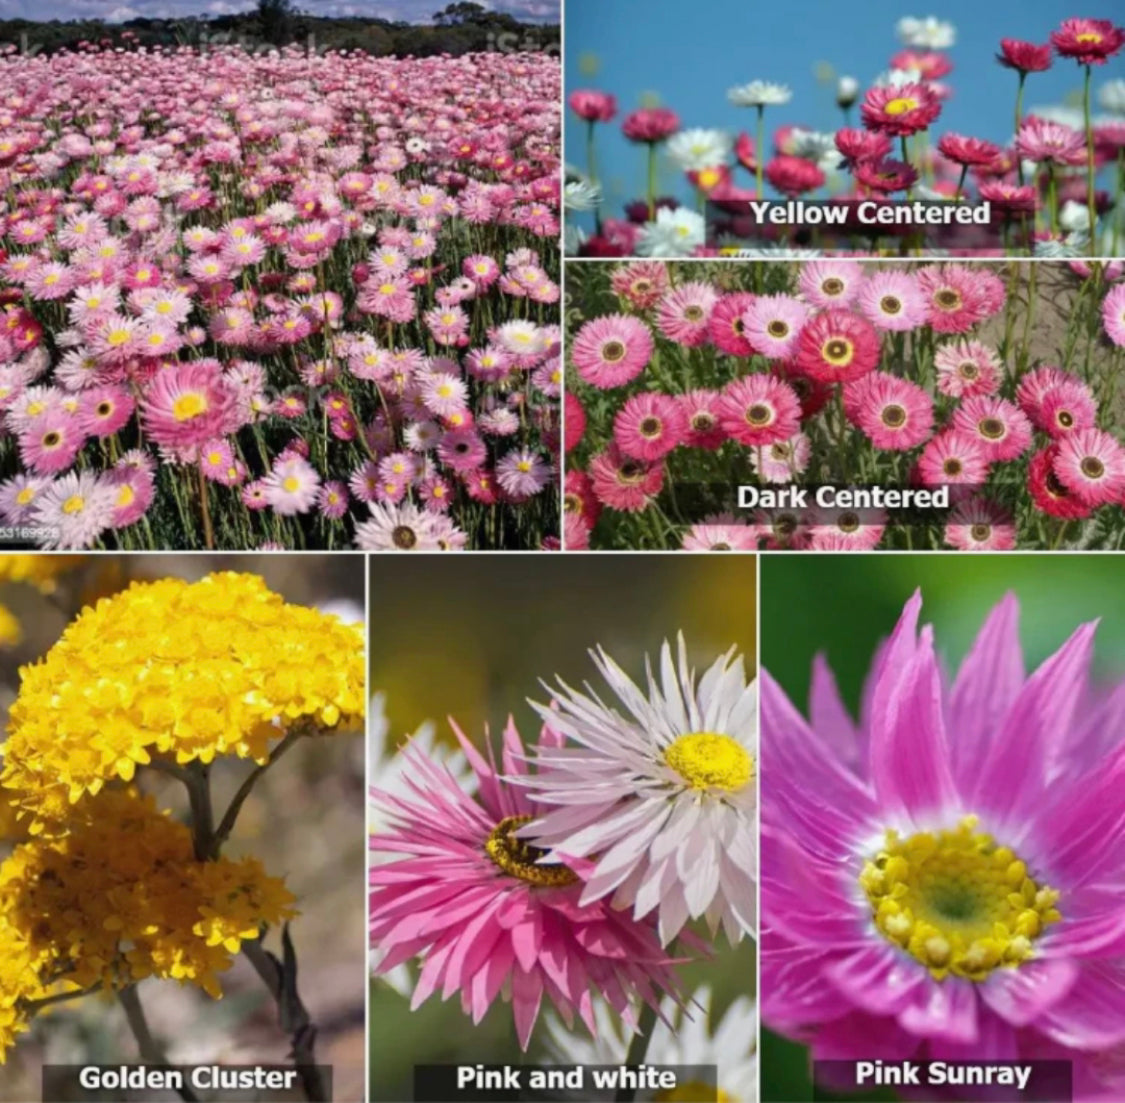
top-left (750, 433), bottom-right (811, 483)
top-left (952, 396), bottom-right (1033, 463)
top-left (571, 314), bottom-right (653, 389)
top-left (264, 455), bottom-right (321, 516)
top-left (496, 448), bottom-right (551, 500)
top-left (855, 270), bottom-right (927, 332)
top-left (743, 294), bottom-right (809, 359)
top-left (1053, 428), bottom-right (1125, 507)
top-left (933, 340), bottom-right (1002, 398)
top-left (656, 283), bottom-right (720, 348)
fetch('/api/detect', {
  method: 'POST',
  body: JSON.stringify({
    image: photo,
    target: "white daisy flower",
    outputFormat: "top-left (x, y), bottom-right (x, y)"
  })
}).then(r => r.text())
top-left (727, 80), bottom-right (792, 108)
top-left (872, 66), bottom-right (923, 89)
top-left (564, 177), bottom-right (602, 211)
top-left (666, 128), bottom-right (733, 171)
top-left (635, 207), bottom-right (705, 258)
top-left (836, 75), bottom-right (860, 108)
top-left (520, 635), bottom-right (757, 946)
top-left (544, 987), bottom-right (758, 1102)
top-left (896, 15), bottom-right (956, 49)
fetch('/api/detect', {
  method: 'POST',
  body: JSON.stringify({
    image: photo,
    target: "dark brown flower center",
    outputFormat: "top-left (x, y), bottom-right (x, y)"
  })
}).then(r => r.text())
top-left (979, 417), bottom-right (1005, 440)
top-left (881, 404), bottom-right (907, 428)
top-left (936, 288), bottom-right (962, 310)
top-left (746, 403), bottom-right (773, 426)
top-left (1057, 410), bottom-right (1074, 429)
top-left (944, 458), bottom-right (963, 476)
top-left (691, 411), bottom-right (716, 431)
top-left (1081, 456), bottom-right (1106, 479)
top-left (958, 362), bottom-right (979, 379)
top-left (601, 339), bottom-right (627, 363)
top-left (970, 523), bottom-right (991, 542)
top-left (43, 431), bottom-right (61, 447)
top-left (683, 305), bottom-right (705, 322)
top-left (767, 320), bottom-right (790, 338)
top-left (822, 277), bottom-right (845, 296)
top-left (639, 416), bottom-right (662, 437)
top-left (838, 511), bottom-right (860, 533)
top-left (392, 525), bottom-right (418, 549)
top-left (880, 295), bottom-right (902, 314)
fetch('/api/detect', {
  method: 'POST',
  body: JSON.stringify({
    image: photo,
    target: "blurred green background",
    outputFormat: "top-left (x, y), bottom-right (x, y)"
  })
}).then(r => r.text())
top-left (369, 554), bottom-right (758, 1102)
top-left (760, 553), bottom-right (1125, 1103)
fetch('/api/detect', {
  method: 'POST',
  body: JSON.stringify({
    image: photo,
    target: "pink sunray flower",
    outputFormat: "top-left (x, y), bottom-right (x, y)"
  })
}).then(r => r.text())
top-left (369, 719), bottom-right (685, 1049)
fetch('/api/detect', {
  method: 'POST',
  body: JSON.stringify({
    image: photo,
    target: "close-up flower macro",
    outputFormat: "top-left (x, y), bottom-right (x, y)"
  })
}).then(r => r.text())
top-left (759, 555), bottom-right (1125, 1102)
top-left (0, 554), bottom-right (366, 1103)
top-left (367, 555), bottom-right (757, 1102)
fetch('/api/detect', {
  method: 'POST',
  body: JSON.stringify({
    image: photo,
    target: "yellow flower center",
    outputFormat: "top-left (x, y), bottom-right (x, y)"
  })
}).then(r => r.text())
top-left (1076, 32), bottom-right (1103, 43)
top-left (484, 814), bottom-right (578, 887)
top-left (655, 1085), bottom-right (734, 1103)
top-left (16, 487), bottom-right (35, 505)
top-left (172, 392), bottom-right (208, 421)
top-left (664, 731), bottom-right (753, 792)
top-left (860, 815), bottom-right (1061, 982)
top-left (282, 476), bottom-right (300, 493)
top-left (117, 484), bottom-right (135, 507)
top-left (884, 97), bottom-right (919, 116)
top-left (62, 495), bottom-right (85, 515)
top-left (517, 460), bottom-right (533, 473)
top-left (823, 338), bottom-right (854, 365)
top-left (106, 328), bottom-right (130, 347)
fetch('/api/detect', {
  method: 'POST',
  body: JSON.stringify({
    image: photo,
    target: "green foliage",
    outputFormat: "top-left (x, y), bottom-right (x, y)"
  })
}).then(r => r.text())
top-left (0, 9), bottom-right (559, 58)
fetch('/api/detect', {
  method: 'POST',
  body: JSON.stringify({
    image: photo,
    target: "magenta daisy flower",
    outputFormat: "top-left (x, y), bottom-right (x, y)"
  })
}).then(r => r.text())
top-left (762, 591), bottom-right (1125, 1094)
top-left (743, 294), bottom-right (809, 360)
top-left (916, 430), bottom-right (990, 488)
top-left (1039, 380), bottom-right (1098, 440)
top-left (613, 392), bottom-right (686, 461)
top-left (708, 291), bottom-right (758, 357)
top-left (656, 282), bottom-right (720, 348)
top-left (588, 444), bottom-right (664, 512)
top-left (678, 389), bottom-right (727, 450)
top-left (860, 82), bottom-right (942, 136)
top-left (571, 314), bottom-right (654, 389)
top-left (917, 265), bottom-right (994, 334)
top-left (369, 719), bottom-right (683, 1049)
top-left (1103, 284), bottom-right (1125, 348)
top-left (140, 360), bottom-right (240, 455)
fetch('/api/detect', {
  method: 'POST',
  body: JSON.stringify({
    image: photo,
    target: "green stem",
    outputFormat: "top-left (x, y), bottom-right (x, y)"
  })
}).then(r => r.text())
top-left (1015, 72), bottom-right (1026, 187)
top-left (1083, 64), bottom-right (1098, 254)
top-left (755, 105), bottom-right (765, 199)
top-left (614, 1002), bottom-right (659, 1103)
top-left (646, 140), bottom-right (658, 220)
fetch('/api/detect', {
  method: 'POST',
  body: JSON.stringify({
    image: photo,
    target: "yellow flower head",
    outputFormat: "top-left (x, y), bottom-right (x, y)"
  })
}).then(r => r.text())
top-left (2, 572), bottom-right (365, 833)
top-left (0, 789), bottom-right (297, 1062)
top-left (0, 555), bottom-right (85, 594)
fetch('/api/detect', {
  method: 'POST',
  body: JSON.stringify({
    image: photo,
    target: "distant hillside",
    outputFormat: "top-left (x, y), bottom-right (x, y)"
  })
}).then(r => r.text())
top-left (0, 2), bottom-right (559, 59)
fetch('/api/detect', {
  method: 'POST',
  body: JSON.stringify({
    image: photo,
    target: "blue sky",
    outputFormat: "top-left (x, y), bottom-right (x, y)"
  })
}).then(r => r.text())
top-left (566, 0), bottom-right (1125, 211)
top-left (0, 0), bottom-right (559, 23)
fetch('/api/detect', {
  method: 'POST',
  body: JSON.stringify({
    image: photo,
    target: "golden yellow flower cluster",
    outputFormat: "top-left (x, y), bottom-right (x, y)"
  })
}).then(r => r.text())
top-left (0, 789), bottom-right (296, 1061)
top-left (2, 572), bottom-right (365, 834)
top-left (0, 554), bottom-right (85, 593)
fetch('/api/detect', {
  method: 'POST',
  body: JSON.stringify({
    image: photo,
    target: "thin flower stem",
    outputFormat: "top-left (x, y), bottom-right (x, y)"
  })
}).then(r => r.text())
top-left (1083, 64), bottom-right (1098, 255)
top-left (646, 141), bottom-right (658, 221)
top-left (119, 986), bottom-right (200, 1103)
top-left (197, 461), bottom-right (214, 550)
top-left (755, 105), bottom-right (765, 200)
top-left (1014, 72), bottom-right (1027, 187)
top-left (208, 728), bottom-right (305, 859)
top-left (614, 1001), bottom-right (659, 1103)
top-left (241, 936), bottom-right (327, 1103)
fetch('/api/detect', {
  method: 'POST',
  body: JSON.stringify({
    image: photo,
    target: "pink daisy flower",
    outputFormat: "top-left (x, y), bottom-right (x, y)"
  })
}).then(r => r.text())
top-left (952, 396), bottom-right (1033, 463)
top-left (795, 309), bottom-right (881, 384)
top-left (571, 314), bottom-right (654, 389)
top-left (750, 433), bottom-right (811, 484)
top-left (19, 415), bottom-right (83, 475)
top-left (1053, 428), bottom-right (1125, 507)
top-left (78, 386), bottom-right (135, 439)
top-left (678, 389), bottom-right (727, 449)
top-left (438, 427), bottom-right (488, 473)
top-left (106, 465), bottom-right (154, 529)
top-left (798, 260), bottom-right (864, 310)
top-left (613, 393), bottom-right (686, 461)
top-left (853, 373), bottom-right (933, 451)
top-left (31, 470), bottom-right (116, 549)
top-left (420, 372), bottom-right (469, 420)
top-left (806, 505), bottom-right (886, 551)
top-left (944, 495), bottom-right (1017, 550)
top-left (1102, 283), bottom-right (1125, 348)
top-left (140, 360), bottom-right (240, 455)
top-left (917, 265), bottom-right (993, 334)
top-left (743, 295), bottom-right (809, 360)
top-left (656, 282), bottom-right (720, 348)
top-left (708, 291), bottom-right (758, 357)
top-left (855, 270), bottom-right (927, 332)
top-left (680, 518), bottom-right (758, 551)
top-left (589, 445), bottom-right (664, 512)
top-left (1039, 380), bottom-right (1098, 440)
top-left (934, 340), bottom-right (1002, 399)
top-left (761, 590), bottom-right (1125, 1088)
top-left (860, 82), bottom-right (942, 136)
top-left (1016, 364), bottom-right (1072, 423)
top-left (717, 374), bottom-right (803, 447)
top-left (264, 455), bottom-right (321, 516)
top-left (916, 430), bottom-right (990, 488)
top-left (369, 718), bottom-right (683, 1050)
top-left (496, 448), bottom-right (551, 500)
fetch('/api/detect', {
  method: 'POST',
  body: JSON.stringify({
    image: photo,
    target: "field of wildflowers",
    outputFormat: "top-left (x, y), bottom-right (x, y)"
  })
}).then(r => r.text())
top-left (565, 12), bottom-right (1125, 257)
top-left (0, 554), bottom-right (366, 1102)
top-left (0, 43), bottom-right (560, 550)
top-left (565, 258), bottom-right (1125, 551)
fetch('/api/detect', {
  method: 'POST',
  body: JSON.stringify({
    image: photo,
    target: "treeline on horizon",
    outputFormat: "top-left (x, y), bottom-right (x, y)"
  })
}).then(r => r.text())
top-left (0, 1), bottom-right (559, 58)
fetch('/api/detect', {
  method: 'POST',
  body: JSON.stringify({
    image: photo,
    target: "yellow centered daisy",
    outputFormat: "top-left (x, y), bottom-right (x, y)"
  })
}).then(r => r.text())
top-left (664, 732), bottom-right (753, 792)
top-left (283, 476), bottom-right (301, 493)
top-left (1076, 32), bottom-right (1103, 43)
top-left (655, 1085), bottom-right (734, 1103)
top-left (822, 338), bottom-right (854, 365)
top-left (884, 97), bottom-right (918, 116)
top-left (859, 815), bottom-right (1061, 982)
top-left (172, 392), bottom-right (208, 421)
top-left (485, 814), bottom-right (578, 887)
